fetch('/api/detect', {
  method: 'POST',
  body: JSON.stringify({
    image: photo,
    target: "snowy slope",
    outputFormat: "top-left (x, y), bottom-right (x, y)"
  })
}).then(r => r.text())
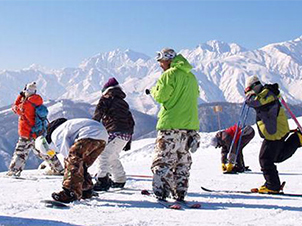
top-left (1, 36), bottom-right (302, 114)
top-left (1, 119), bottom-right (302, 226)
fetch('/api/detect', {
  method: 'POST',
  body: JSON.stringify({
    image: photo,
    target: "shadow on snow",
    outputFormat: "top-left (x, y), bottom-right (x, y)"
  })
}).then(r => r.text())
top-left (0, 215), bottom-right (80, 226)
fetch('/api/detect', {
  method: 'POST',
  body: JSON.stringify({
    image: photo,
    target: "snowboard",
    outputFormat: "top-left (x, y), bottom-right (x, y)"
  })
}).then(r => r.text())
top-left (41, 200), bottom-right (69, 209)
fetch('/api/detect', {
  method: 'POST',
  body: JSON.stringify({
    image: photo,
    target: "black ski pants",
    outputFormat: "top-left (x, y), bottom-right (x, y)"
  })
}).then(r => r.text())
top-left (260, 132), bottom-right (300, 191)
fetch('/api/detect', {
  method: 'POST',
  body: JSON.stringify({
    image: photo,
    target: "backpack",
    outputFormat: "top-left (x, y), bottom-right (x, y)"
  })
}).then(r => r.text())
top-left (30, 103), bottom-right (49, 137)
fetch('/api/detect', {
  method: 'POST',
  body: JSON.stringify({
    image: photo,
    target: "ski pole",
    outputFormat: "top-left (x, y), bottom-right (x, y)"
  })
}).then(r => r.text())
top-left (279, 97), bottom-right (302, 131)
top-left (233, 106), bottom-right (250, 164)
top-left (227, 103), bottom-right (246, 163)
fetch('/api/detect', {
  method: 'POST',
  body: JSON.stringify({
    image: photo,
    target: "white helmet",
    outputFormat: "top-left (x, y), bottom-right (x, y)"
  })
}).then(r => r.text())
top-left (210, 136), bottom-right (219, 148)
top-left (35, 136), bottom-right (56, 157)
top-left (156, 48), bottom-right (176, 61)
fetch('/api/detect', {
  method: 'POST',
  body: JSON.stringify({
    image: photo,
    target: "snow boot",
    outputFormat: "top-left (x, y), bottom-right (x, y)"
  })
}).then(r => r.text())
top-left (233, 165), bottom-right (245, 173)
top-left (93, 174), bottom-right (112, 191)
top-left (6, 170), bottom-right (21, 177)
top-left (244, 166), bottom-right (251, 172)
top-left (154, 190), bottom-right (169, 201)
top-left (52, 188), bottom-right (77, 203)
top-left (221, 163), bottom-right (227, 172)
top-left (173, 191), bottom-right (186, 202)
top-left (111, 181), bottom-right (126, 188)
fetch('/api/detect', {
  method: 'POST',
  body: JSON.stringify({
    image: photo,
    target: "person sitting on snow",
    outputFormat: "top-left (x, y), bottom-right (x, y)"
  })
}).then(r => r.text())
top-left (35, 118), bottom-right (108, 203)
top-left (211, 124), bottom-right (255, 173)
top-left (92, 77), bottom-right (135, 191)
top-left (244, 75), bottom-right (302, 193)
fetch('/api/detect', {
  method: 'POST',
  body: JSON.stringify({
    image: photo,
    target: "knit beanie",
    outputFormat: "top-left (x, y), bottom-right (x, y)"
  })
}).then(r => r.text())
top-left (25, 82), bottom-right (37, 96)
top-left (102, 77), bottom-right (119, 94)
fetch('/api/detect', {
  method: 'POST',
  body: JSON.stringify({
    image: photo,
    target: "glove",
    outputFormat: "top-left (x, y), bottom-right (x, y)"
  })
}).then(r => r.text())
top-left (226, 163), bottom-right (234, 173)
top-left (145, 89), bottom-right (150, 95)
top-left (221, 163), bottom-right (227, 172)
top-left (244, 89), bottom-right (256, 97)
top-left (20, 91), bottom-right (25, 97)
top-left (187, 132), bottom-right (200, 153)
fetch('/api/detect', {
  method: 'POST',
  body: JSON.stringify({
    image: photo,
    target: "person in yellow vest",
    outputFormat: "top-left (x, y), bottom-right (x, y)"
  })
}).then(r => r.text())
top-left (244, 75), bottom-right (302, 193)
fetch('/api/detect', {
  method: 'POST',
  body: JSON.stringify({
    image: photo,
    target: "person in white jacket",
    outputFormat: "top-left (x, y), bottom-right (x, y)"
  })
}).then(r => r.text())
top-left (35, 118), bottom-right (108, 203)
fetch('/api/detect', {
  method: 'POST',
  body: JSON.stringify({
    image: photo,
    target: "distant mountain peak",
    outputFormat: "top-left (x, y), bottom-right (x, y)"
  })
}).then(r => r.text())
top-left (196, 40), bottom-right (247, 54)
top-left (79, 49), bottom-right (151, 70)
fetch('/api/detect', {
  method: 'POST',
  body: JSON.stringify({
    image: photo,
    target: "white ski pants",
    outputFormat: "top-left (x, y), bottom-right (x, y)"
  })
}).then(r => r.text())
top-left (96, 136), bottom-right (128, 183)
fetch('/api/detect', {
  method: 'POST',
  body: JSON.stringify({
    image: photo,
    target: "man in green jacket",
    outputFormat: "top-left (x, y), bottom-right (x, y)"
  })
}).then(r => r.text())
top-left (146, 48), bottom-right (200, 201)
top-left (245, 75), bottom-right (302, 193)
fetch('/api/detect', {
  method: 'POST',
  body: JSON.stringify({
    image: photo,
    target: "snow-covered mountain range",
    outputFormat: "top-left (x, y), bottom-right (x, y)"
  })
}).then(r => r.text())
top-left (1, 36), bottom-right (302, 115)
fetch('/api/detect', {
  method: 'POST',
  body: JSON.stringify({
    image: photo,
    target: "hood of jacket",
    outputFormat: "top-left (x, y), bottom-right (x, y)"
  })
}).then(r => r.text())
top-left (170, 54), bottom-right (193, 74)
top-left (103, 87), bottom-right (126, 99)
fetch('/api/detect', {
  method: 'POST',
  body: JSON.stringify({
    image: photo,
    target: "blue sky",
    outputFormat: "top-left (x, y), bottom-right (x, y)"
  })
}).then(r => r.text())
top-left (0, 0), bottom-right (302, 70)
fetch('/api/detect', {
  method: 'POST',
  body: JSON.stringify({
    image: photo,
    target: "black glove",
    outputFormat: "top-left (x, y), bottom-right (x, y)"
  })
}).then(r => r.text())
top-left (145, 89), bottom-right (150, 95)
top-left (20, 91), bottom-right (25, 97)
top-left (123, 139), bottom-right (132, 151)
top-left (264, 83), bottom-right (280, 96)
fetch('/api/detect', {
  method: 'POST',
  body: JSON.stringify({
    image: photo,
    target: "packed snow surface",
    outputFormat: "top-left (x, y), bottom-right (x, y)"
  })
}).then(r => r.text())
top-left (1, 120), bottom-right (302, 226)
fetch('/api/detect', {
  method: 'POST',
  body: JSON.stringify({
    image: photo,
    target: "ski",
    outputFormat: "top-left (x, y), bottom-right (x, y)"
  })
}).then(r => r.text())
top-left (141, 189), bottom-right (201, 209)
top-left (141, 190), bottom-right (182, 210)
top-left (201, 186), bottom-right (302, 197)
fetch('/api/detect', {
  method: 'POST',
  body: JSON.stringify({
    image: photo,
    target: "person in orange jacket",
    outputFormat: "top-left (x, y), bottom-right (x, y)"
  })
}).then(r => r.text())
top-left (7, 82), bottom-right (63, 177)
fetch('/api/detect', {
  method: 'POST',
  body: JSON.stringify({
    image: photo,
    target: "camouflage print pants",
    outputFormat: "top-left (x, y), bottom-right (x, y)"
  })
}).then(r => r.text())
top-left (62, 138), bottom-right (106, 199)
top-left (8, 137), bottom-right (63, 176)
top-left (151, 130), bottom-right (192, 200)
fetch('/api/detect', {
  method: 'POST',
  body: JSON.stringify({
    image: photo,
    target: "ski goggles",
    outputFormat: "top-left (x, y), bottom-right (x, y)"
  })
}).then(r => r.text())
top-left (244, 81), bottom-right (261, 94)
top-left (156, 50), bottom-right (176, 61)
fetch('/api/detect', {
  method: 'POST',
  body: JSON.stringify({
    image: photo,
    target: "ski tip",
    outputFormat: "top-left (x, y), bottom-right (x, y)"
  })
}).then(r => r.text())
top-left (201, 186), bottom-right (212, 192)
top-left (251, 188), bottom-right (259, 193)
top-left (169, 204), bottom-right (182, 210)
top-left (189, 203), bottom-right (201, 209)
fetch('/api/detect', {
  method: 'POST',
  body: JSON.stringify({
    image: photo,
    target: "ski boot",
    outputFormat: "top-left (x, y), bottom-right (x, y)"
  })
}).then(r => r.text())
top-left (251, 182), bottom-right (285, 194)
